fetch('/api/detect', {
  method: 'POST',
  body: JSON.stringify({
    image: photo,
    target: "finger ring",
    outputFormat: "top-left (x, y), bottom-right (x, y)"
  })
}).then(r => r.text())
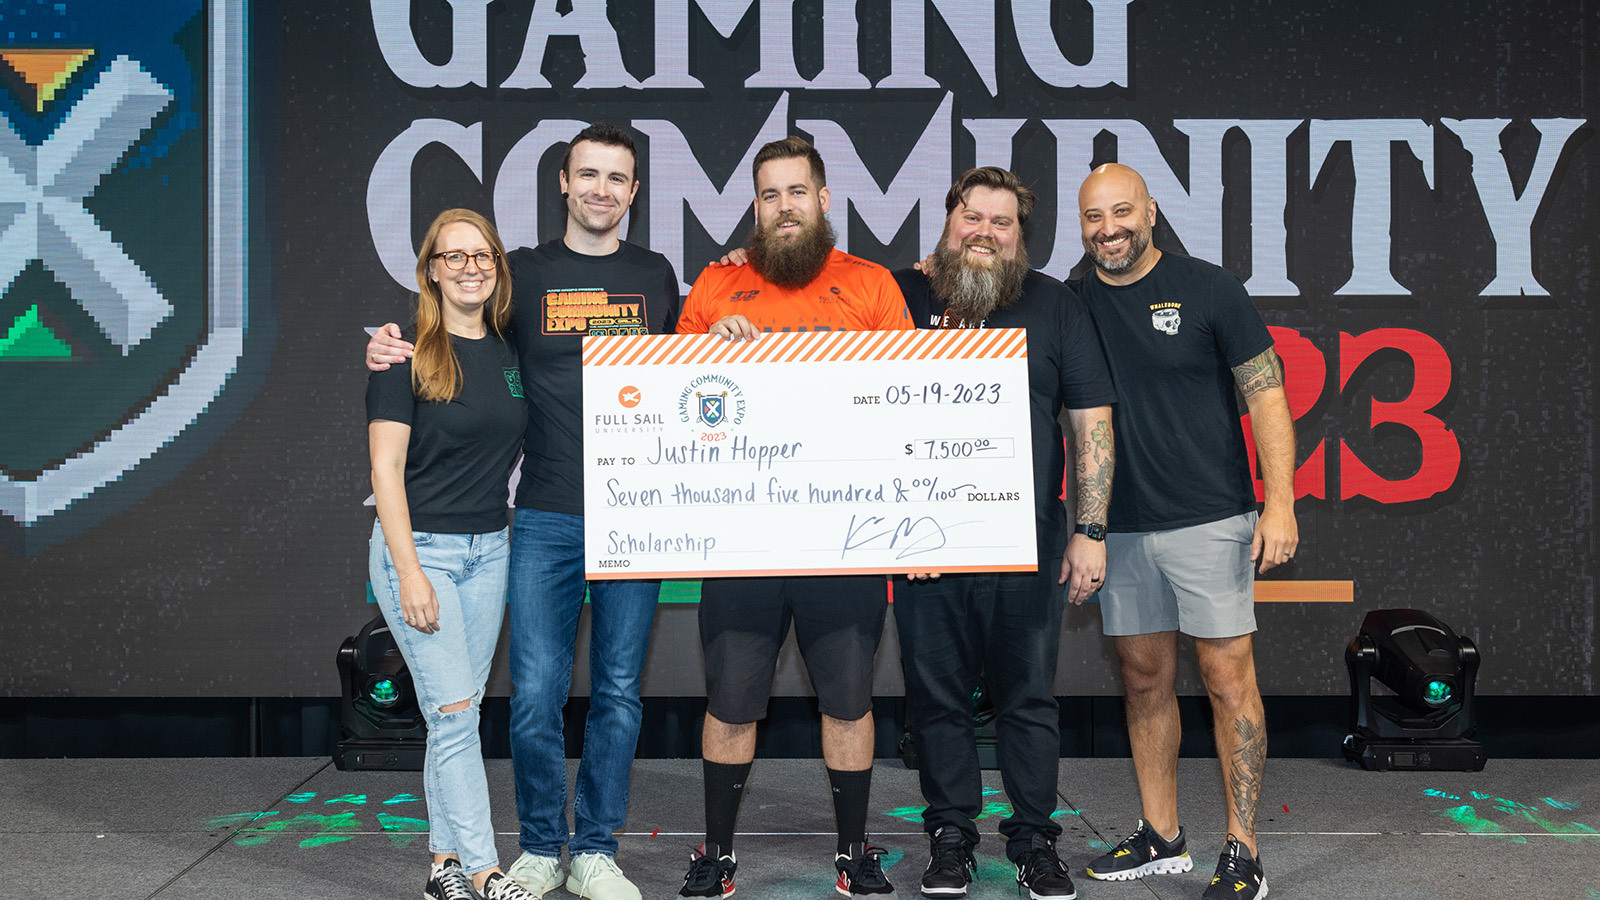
top-left (1091, 577), bottom-right (1102, 582)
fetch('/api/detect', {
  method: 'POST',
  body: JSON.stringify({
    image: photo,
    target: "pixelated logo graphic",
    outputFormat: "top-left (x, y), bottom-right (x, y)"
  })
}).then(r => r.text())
top-left (0, 1), bottom-right (260, 553)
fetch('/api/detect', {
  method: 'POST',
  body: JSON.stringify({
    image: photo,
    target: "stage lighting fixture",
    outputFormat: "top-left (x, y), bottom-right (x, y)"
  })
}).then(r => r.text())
top-left (335, 615), bottom-right (427, 771)
top-left (1342, 608), bottom-right (1484, 771)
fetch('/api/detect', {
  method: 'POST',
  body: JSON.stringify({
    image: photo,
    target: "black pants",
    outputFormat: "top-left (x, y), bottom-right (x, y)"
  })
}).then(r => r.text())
top-left (895, 566), bottom-right (1065, 861)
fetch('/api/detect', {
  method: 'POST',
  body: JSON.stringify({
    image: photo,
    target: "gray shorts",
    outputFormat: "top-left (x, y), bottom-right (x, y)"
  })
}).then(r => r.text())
top-left (1099, 512), bottom-right (1258, 638)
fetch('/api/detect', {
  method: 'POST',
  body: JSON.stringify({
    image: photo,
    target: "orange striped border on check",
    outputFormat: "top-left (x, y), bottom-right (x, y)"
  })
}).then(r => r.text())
top-left (582, 327), bottom-right (1029, 368)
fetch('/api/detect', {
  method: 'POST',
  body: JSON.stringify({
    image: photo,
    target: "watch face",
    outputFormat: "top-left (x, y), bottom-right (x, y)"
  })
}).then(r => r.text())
top-left (1079, 523), bottom-right (1106, 540)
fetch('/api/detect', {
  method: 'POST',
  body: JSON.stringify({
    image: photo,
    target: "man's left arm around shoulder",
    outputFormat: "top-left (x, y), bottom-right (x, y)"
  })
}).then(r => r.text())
top-left (1060, 405), bottom-right (1114, 605)
top-left (1234, 347), bottom-right (1299, 573)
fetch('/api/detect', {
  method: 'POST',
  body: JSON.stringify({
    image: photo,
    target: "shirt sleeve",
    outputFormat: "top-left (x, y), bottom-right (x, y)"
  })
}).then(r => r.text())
top-left (870, 270), bottom-right (914, 331)
top-left (1056, 286), bottom-right (1118, 410)
top-left (1209, 267), bottom-right (1274, 368)
top-left (366, 361), bottom-right (416, 425)
top-left (658, 262), bottom-right (683, 335)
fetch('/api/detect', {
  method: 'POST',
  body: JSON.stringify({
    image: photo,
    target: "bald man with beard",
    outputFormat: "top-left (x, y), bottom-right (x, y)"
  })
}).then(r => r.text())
top-left (894, 167), bottom-right (1116, 900)
top-left (1073, 163), bottom-right (1296, 900)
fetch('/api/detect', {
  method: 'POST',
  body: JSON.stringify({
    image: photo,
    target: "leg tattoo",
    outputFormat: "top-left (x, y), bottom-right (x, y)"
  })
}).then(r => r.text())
top-left (1228, 716), bottom-right (1267, 837)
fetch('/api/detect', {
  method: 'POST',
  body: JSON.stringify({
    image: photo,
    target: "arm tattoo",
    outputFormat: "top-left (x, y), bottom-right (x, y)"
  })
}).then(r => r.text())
top-left (1229, 716), bottom-right (1267, 837)
top-left (1231, 348), bottom-right (1285, 398)
top-left (1074, 417), bottom-right (1114, 524)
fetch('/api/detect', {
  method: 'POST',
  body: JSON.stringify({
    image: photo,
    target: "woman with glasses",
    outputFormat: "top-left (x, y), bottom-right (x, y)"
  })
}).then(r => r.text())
top-left (367, 208), bottom-right (536, 900)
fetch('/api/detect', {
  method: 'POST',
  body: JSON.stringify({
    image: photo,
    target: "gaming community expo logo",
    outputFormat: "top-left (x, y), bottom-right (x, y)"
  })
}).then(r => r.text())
top-left (0, 1), bottom-right (258, 553)
top-left (678, 373), bottom-right (747, 431)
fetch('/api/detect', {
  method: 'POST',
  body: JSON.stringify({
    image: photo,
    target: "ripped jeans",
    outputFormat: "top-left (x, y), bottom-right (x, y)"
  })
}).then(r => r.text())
top-left (370, 520), bottom-right (510, 874)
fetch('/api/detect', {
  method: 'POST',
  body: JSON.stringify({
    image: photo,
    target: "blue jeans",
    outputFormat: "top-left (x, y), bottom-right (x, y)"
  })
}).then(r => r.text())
top-left (369, 520), bottom-right (510, 875)
top-left (508, 507), bottom-right (660, 857)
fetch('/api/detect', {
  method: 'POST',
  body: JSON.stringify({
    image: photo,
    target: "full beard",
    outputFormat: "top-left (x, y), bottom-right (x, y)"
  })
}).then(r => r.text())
top-left (929, 239), bottom-right (1030, 327)
top-left (747, 215), bottom-right (837, 289)
top-left (1083, 225), bottom-right (1151, 275)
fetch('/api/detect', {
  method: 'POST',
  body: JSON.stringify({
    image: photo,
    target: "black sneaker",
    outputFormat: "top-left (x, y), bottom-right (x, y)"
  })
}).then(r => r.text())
top-left (1200, 838), bottom-right (1268, 900)
top-left (920, 827), bottom-right (977, 898)
top-left (1012, 835), bottom-right (1076, 900)
top-left (1085, 819), bottom-right (1193, 881)
top-left (679, 844), bottom-right (738, 899)
top-left (835, 841), bottom-right (895, 897)
top-left (483, 871), bottom-right (539, 900)
top-left (425, 858), bottom-right (478, 900)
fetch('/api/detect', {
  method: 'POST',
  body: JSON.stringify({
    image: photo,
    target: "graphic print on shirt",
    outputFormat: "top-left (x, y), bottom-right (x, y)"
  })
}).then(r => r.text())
top-left (542, 288), bottom-right (649, 335)
top-left (1150, 302), bottom-right (1182, 335)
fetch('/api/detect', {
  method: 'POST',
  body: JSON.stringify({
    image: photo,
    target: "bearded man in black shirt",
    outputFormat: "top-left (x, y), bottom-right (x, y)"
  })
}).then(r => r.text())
top-left (895, 167), bottom-right (1116, 900)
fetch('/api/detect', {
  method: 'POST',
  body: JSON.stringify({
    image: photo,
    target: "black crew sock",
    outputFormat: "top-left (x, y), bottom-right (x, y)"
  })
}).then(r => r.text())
top-left (703, 759), bottom-right (752, 852)
top-left (827, 766), bottom-right (873, 854)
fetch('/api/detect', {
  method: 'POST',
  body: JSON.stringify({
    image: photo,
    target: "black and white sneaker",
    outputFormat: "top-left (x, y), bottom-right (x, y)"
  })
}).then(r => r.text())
top-left (1012, 835), bottom-right (1076, 900)
top-left (1085, 819), bottom-right (1193, 881)
top-left (920, 827), bottom-right (976, 898)
top-left (425, 858), bottom-right (478, 900)
top-left (679, 844), bottom-right (738, 899)
top-left (835, 841), bottom-right (895, 897)
top-left (483, 872), bottom-right (539, 900)
top-left (1200, 838), bottom-right (1267, 900)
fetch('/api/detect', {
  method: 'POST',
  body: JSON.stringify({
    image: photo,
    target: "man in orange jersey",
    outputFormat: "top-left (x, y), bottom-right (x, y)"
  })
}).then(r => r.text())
top-left (674, 137), bottom-right (910, 900)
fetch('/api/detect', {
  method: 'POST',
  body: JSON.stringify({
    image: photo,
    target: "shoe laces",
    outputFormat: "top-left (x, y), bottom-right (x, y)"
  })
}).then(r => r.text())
top-left (683, 848), bottom-right (729, 892)
top-left (1214, 841), bottom-right (1255, 880)
top-left (573, 853), bottom-right (625, 896)
top-left (1016, 844), bottom-right (1068, 881)
top-left (432, 863), bottom-right (477, 900)
top-left (485, 873), bottom-right (536, 900)
top-left (1113, 820), bottom-right (1154, 852)
top-left (928, 831), bottom-right (974, 873)
top-left (843, 845), bottom-right (889, 886)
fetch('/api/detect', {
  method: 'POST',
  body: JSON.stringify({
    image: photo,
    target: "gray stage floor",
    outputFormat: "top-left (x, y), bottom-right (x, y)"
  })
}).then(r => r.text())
top-left (5, 756), bottom-right (1597, 899)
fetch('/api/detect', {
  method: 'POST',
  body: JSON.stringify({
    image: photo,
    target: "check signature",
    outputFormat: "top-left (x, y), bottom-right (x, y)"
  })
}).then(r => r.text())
top-left (842, 514), bottom-right (973, 559)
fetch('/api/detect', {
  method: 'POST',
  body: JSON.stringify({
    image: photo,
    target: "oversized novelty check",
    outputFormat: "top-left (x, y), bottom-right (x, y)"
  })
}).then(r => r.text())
top-left (581, 329), bottom-right (1037, 579)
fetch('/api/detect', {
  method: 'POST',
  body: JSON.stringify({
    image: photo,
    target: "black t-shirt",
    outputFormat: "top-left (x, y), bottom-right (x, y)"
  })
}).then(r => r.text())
top-left (896, 268), bottom-right (1117, 562)
top-left (366, 332), bottom-right (528, 534)
top-left (508, 239), bottom-right (681, 514)
top-left (1072, 251), bottom-right (1274, 532)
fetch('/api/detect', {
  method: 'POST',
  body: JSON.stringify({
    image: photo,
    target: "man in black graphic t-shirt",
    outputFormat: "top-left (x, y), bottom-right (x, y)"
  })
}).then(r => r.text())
top-left (1074, 163), bottom-right (1296, 900)
top-left (369, 124), bottom-right (679, 900)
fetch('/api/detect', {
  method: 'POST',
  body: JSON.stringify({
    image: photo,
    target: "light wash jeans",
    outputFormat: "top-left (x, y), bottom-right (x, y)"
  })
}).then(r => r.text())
top-left (507, 507), bottom-right (660, 857)
top-left (370, 520), bottom-right (510, 875)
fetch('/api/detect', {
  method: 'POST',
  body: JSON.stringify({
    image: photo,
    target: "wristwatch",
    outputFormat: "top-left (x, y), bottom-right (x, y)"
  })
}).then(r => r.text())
top-left (1074, 523), bottom-right (1107, 541)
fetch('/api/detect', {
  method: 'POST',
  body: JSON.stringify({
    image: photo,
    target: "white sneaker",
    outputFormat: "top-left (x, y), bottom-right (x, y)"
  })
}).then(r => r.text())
top-left (567, 852), bottom-right (643, 900)
top-left (506, 852), bottom-right (565, 898)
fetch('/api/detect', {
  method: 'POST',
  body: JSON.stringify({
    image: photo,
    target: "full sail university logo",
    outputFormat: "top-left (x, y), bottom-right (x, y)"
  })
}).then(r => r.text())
top-left (0, 1), bottom-right (261, 553)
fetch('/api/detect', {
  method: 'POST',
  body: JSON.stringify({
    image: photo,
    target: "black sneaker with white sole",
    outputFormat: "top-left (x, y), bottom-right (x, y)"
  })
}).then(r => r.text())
top-left (1012, 835), bottom-right (1076, 900)
top-left (1085, 819), bottom-right (1193, 881)
top-left (920, 827), bottom-right (976, 898)
top-left (1200, 838), bottom-right (1267, 900)
top-left (834, 841), bottom-right (895, 897)
top-left (483, 871), bottom-right (540, 900)
top-left (679, 844), bottom-right (738, 899)
top-left (425, 858), bottom-right (477, 900)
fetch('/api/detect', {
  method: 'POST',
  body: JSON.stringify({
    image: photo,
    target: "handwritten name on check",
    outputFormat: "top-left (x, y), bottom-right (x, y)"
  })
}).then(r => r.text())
top-left (581, 329), bottom-right (1037, 579)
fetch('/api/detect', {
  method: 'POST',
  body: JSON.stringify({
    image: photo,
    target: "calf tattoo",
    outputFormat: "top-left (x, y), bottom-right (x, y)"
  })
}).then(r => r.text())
top-left (1229, 716), bottom-right (1267, 837)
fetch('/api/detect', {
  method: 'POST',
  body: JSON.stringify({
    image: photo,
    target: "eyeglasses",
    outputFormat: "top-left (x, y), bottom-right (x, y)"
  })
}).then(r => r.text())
top-left (431, 250), bottom-right (499, 270)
